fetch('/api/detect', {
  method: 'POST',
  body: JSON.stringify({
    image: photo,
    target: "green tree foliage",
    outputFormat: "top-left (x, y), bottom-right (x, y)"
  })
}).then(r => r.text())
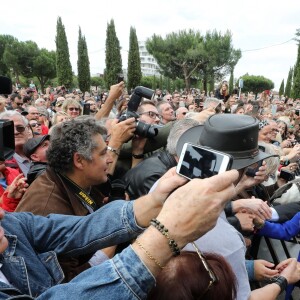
top-left (3, 40), bottom-right (39, 83)
top-left (146, 29), bottom-right (241, 91)
top-left (104, 19), bottom-right (122, 89)
top-left (55, 17), bottom-right (73, 88)
top-left (77, 27), bottom-right (91, 93)
top-left (285, 67), bottom-right (293, 97)
top-left (91, 76), bottom-right (105, 89)
top-left (279, 79), bottom-right (285, 96)
top-left (229, 69), bottom-right (234, 94)
top-left (32, 49), bottom-right (56, 93)
top-left (292, 29), bottom-right (300, 99)
top-left (0, 35), bottom-right (17, 77)
top-left (239, 74), bottom-right (274, 95)
top-left (127, 27), bottom-right (142, 91)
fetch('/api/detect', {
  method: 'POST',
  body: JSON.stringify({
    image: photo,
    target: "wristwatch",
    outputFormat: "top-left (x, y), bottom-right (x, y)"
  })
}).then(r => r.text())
top-left (269, 276), bottom-right (288, 294)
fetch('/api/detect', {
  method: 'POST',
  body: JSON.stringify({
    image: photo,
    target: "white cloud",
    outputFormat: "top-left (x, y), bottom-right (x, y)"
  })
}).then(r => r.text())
top-left (0, 0), bottom-right (299, 90)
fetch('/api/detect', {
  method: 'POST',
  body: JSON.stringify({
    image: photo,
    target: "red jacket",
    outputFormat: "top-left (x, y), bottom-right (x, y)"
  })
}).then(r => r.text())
top-left (0, 167), bottom-right (21, 212)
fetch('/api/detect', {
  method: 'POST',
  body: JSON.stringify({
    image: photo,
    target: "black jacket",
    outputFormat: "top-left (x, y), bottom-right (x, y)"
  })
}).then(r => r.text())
top-left (123, 151), bottom-right (177, 200)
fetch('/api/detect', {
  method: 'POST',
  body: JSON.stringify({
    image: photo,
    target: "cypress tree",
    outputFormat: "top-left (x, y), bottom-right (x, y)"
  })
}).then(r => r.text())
top-left (292, 29), bottom-right (300, 99)
top-left (127, 27), bottom-right (142, 91)
top-left (104, 19), bottom-right (122, 89)
top-left (55, 17), bottom-right (73, 88)
top-left (77, 27), bottom-right (91, 93)
top-left (229, 69), bottom-right (234, 94)
top-left (279, 79), bottom-right (284, 96)
top-left (285, 67), bottom-right (293, 97)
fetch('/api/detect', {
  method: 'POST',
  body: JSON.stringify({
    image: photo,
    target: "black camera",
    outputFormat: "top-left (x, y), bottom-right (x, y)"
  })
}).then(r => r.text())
top-left (0, 120), bottom-right (15, 161)
top-left (0, 76), bottom-right (12, 95)
top-left (279, 169), bottom-right (295, 182)
top-left (118, 86), bottom-right (161, 138)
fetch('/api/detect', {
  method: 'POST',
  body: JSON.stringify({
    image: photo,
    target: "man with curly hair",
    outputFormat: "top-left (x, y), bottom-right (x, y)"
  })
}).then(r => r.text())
top-left (16, 117), bottom-right (114, 281)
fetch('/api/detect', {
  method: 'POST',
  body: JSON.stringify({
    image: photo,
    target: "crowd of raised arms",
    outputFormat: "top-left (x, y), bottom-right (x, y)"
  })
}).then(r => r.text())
top-left (0, 79), bottom-right (300, 299)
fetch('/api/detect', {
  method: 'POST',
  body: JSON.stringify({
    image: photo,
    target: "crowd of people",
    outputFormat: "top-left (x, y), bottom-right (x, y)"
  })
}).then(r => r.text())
top-left (0, 79), bottom-right (300, 299)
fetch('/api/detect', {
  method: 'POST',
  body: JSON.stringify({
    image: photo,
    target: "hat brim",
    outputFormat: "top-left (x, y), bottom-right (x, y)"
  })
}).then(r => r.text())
top-left (176, 125), bottom-right (277, 170)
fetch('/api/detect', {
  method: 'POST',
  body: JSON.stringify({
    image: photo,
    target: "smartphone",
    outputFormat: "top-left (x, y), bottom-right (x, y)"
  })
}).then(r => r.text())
top-left (117, 73), bottom-right (124, 83)
top-left (271, 104), bottom-right (277, 115)
top-left (83, 103), bottom-right (90, 115)
top-left (195, 97), bottom-right (200, 107)
top-left (245, 160), bottom-right (263, 177)
top-left (295, 109), bottom-right (300, 116)
top-left (279, 169), bottom-right (295, 182)
top-left (176, 143), bottom-right (232, 180)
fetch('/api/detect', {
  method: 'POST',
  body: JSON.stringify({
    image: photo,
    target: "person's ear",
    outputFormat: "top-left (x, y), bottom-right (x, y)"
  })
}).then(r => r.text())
top-left (73, 152), bottom-right (85, 170)
top-left (30, 153), bottom-right (39, 162)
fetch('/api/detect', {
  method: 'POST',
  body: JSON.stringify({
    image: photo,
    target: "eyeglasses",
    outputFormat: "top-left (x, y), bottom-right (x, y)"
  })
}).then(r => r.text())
top-left (68, 107), bottom-right (80, 111)
top-left (139, 111), bottom-right (160, 119)
top-left (15, 102), bottom-right (23, 106)
top-left (30, 122), bottom-right (41, 127)
top-left (192, 242), bottom-right (218, 293)
top-left (15, 125), bottom-right (26, 133)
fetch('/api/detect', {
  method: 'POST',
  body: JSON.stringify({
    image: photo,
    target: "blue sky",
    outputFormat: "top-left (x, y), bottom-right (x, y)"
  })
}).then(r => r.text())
top-left (1, 0), bottom-right (299, 90)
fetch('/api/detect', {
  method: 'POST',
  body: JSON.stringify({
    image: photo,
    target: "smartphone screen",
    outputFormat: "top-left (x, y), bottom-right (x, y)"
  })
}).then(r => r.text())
top-left (83, 103), bottom-right (90, 115)
top-left (176, 143), bottom-right (232, 180)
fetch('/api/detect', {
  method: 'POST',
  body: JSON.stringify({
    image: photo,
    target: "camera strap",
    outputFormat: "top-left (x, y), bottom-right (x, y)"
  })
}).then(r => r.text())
top-left (58, 173), bottom-right (98, 211)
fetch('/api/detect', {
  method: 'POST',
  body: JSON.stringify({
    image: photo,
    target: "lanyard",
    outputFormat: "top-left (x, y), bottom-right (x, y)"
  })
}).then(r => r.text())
top-left (58, 173), bottom-right (98, 211)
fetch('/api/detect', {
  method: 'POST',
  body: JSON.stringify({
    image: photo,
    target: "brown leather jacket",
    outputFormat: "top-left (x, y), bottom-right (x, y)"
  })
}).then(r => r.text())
top-left (16, 167), bottom-right (106, 282)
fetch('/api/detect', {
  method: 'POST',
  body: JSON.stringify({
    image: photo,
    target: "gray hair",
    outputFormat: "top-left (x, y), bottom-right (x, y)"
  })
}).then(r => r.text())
top-left (167, 118), bottom-right (200, 156)
top-left (203, 97), bottom-right (221, 109)
top-left (156, 100), bottom-right (170, 114)
top-left (47, 118), bottom-right (107, 174)
top-left (0, 110), bottom-right (28, 126)
top-left (258, 141), bottom-right (281, 177)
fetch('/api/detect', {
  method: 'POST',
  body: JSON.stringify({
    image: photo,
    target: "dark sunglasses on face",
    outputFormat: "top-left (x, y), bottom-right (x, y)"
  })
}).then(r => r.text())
top-left (15, 125), bottom-right (26, 133)
top-left (30, 122), bottom-right (41, 127)
top-left (16, 102), bottom-right (23, 106)
top-left (68, 107), bottom-right (80, 111)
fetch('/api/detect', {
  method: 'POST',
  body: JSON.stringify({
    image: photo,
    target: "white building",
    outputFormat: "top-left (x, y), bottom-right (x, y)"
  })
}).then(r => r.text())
top-left (138, 41), bottom-right (161, 77)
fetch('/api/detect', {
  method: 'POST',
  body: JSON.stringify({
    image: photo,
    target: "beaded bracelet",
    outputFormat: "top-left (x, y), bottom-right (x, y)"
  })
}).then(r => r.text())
top-left (135, 239), bottom-right (164, 269)
top-left (150, 219), bottom-right (180, 256)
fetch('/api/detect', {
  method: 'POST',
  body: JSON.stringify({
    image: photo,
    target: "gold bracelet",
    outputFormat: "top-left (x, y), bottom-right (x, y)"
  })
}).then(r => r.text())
top-left (135, 239), bottom-right (164, 269)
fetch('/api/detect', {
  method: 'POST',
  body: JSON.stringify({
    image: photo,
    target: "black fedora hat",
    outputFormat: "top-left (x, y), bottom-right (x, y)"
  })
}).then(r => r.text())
top-left (176, 114), bottom-right (276, 170)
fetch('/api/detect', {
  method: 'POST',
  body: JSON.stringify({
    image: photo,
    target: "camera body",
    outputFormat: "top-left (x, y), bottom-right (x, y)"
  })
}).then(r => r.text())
top-left (118, 86), bottom-right (161, 138)
top-left (279, 169), bottom-right (295, 182)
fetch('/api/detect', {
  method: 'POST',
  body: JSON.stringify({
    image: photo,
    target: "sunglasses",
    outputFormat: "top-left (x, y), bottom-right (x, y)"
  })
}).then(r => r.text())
top-left (15, 125), bottom-right (26, 133)
top-left (192, 242), bottom-right (218, 293)
top-left (139, 111), bottom-right (160, 120)
top-left (68, 107), bottom-right (80, 111)
top-left (182, 112), bottom-right (187, 115)
top-left (15, 102), bottom-right (23, 106)
top-left (30, 122), bottom-right (41, 127)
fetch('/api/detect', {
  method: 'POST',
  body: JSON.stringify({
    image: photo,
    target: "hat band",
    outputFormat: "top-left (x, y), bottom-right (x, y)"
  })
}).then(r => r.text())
top-left (225, 148), bottom-right (259, 160)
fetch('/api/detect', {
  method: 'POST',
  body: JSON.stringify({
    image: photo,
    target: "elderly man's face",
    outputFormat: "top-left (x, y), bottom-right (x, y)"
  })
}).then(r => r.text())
top-left (176, 107), bottom-right (188, 120)
top-left (27, 107), bottom-right (39, 121)
top-left (9, 115), bottom-right (28, 150)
